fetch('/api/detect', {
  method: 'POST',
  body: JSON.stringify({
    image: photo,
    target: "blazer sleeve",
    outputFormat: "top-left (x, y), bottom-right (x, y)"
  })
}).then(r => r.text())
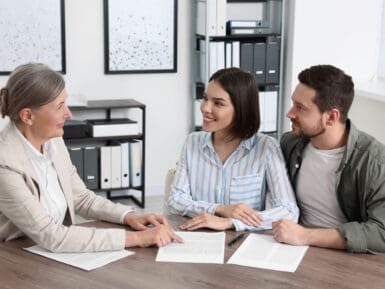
top-left (0, 165), bottom-right (126, 253)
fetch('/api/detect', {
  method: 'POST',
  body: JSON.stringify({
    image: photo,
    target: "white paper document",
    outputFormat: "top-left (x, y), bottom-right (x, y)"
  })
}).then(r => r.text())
top-left (156, 231), bottom-right (225, 264)
top-left (227, 234), bottom-right (308, 272)
top-left (24, 245), bottom-right (134, 271)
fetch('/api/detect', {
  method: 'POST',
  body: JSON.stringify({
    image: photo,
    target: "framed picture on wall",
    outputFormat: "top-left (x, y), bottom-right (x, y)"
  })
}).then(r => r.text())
top-left (0, 0), bottom-right (66, 75)
top-left (104, 0), bottom-right (178, 74)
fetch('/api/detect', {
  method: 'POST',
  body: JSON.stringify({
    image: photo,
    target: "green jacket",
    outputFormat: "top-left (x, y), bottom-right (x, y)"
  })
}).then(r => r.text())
top-left (280, 120), bottom-right (385, 253)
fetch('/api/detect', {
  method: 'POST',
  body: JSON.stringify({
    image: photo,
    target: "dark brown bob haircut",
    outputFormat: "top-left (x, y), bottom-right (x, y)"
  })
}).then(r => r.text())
top-left (209, 67), bottom-right (260, 140)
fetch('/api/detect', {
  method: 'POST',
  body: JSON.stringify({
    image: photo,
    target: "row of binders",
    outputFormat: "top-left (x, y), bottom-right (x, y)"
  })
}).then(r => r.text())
top-left (196, 0), bottom-right (227, 36)
top-left (199, 36), bottom-right (280, 85)
top-left (67, 140), bottom-right (142, 191)
top-left (195, 88), bottom-right (278, 133)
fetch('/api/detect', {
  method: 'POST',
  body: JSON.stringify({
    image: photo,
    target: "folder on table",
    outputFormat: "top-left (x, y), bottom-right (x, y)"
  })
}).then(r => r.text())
top-left (130, 140), bottom-right (142, 187)
top-left (111, 145), bottom-right (122, 189)
top-left (83, 146), bottom-right (99, 190)
top-left (120, 142), bottom-right (130, 188)
top-left (100, 146), bottom-right (111, 189)
top-left (68, 147), bottom-right (84, 180)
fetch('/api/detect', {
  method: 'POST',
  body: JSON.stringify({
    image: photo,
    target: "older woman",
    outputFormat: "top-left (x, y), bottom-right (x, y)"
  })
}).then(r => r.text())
top-left (0, 63), bottom-right (181, 252)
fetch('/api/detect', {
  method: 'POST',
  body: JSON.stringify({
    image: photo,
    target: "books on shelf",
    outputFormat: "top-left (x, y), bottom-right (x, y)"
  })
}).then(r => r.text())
top-left (87, 118), bottom-right (140, 137)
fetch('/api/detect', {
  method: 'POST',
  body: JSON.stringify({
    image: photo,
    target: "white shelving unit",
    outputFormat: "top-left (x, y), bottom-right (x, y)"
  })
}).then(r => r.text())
top-left (192, 0), bottom-right (285, 138)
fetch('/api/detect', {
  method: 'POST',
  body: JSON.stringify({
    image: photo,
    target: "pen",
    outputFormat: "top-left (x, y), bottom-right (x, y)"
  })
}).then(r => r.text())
top-left (227, 232), bottom-right (246, 247)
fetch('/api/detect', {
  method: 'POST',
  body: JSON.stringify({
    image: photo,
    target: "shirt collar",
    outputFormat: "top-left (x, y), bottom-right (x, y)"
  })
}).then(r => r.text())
top-left (241, 134), bottom-right (256, 150)
top-left (201, 132), bottom-right (256, 151)
top-left (202, 132), bottom-right (213, 149)
top-left (13, 123), bottom-right (57, 162)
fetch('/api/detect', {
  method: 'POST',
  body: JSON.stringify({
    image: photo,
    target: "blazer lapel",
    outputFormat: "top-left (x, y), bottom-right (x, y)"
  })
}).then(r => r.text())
top-left (52, 148), bottom-right (75, 224)
top-left (2, 123), bottom-right (41, 195)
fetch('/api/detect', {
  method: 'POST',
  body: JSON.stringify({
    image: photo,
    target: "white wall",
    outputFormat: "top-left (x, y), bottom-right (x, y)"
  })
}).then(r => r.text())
top-left (349, 95), bottom-right (385, 144)
top-left (283, 0), bottom-right (384, 141)
top-left (0, 0), bottom-right (192, 195)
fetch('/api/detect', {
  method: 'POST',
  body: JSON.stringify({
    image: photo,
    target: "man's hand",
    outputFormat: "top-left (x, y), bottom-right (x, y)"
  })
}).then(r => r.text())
top-left (272, 219), bottom-right (347, 250)
top-left (216, 203), bottom-right (262, 227)
top-left (124, 213), bottom-right (170, 231)
top-left (125, 224), bottom-right (183, 247)
top-left (272, 219), bottom-right (309, 245)
top-left (179, 213), bottom-right (234, 231)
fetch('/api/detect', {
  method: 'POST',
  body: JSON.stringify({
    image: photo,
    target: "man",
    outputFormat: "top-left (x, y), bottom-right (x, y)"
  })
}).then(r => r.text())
top-left (272, 64), bottom-right (385, 253)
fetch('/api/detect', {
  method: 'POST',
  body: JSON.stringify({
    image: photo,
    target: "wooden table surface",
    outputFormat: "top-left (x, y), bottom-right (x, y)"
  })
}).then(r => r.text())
top-left (1, 215), bottom-right (384, 289)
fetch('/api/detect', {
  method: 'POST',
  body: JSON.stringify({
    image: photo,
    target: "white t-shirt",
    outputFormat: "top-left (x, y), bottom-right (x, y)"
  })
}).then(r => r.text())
top-left (296, 142), bottom-right (347, 228)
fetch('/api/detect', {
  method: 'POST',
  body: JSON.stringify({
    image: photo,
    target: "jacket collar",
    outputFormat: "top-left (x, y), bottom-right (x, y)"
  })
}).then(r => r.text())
top-left (0, 122), bottom-right (39, 183)
top-left (339, 119), bottom-right (358, 170)
top-left (202, 132), bottom-right (256, 151)
top-left (0, 123), bottom-right (74, 223)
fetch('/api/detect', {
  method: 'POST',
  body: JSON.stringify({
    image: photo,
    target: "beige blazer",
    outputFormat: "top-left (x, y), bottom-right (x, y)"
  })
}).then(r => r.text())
top-left (0, 123), bottom-right (131, 252)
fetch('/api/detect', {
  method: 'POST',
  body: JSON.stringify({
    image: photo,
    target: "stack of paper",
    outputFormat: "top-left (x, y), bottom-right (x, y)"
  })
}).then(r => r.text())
top-left (25, 245), bottom-right (134, 271)
top-left (227, 234), bottom-right (308, 272)
top-left (156, 231), bottom-right (225, 264)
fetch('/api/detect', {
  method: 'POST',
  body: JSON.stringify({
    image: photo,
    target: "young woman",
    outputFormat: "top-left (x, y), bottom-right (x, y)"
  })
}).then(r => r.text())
top-left (167, 68), bottom-right (299, 231)
top-left (0, 63), bottom-right (182, 252)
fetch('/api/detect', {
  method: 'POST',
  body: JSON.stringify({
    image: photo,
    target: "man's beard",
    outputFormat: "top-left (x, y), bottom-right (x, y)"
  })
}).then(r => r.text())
top-left (292, 119), bottom-right (326, 139)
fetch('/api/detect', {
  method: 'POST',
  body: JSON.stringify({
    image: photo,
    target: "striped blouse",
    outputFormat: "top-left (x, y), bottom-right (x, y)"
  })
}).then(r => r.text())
top-left (166, 132), bottom-right (299, 231)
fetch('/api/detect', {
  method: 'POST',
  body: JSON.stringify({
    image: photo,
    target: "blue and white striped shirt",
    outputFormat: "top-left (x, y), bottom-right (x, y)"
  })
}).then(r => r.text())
top-left (167, 132), bottom-right (299, 231)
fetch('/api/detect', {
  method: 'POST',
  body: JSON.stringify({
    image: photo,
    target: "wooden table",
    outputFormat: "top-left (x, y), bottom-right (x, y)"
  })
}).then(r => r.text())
top-left (1, 215), bottom-right (384, 289)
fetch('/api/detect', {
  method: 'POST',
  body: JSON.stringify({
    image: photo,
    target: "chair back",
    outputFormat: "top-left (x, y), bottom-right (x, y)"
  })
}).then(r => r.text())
top-left (163, 169), bottom-right (176, 214)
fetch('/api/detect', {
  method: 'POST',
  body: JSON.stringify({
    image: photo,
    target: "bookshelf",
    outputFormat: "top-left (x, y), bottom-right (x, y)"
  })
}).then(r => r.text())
top-left (192, 0), bottom-right (284, 138)
top-left (64, 99), bottom-right (146, 208)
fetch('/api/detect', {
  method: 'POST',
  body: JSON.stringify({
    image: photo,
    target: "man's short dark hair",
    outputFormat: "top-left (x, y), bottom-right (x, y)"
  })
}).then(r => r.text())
top-left (298, 65), bottom-right (354, 123)
top-left (209, 67), bottom-right (260, 140)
